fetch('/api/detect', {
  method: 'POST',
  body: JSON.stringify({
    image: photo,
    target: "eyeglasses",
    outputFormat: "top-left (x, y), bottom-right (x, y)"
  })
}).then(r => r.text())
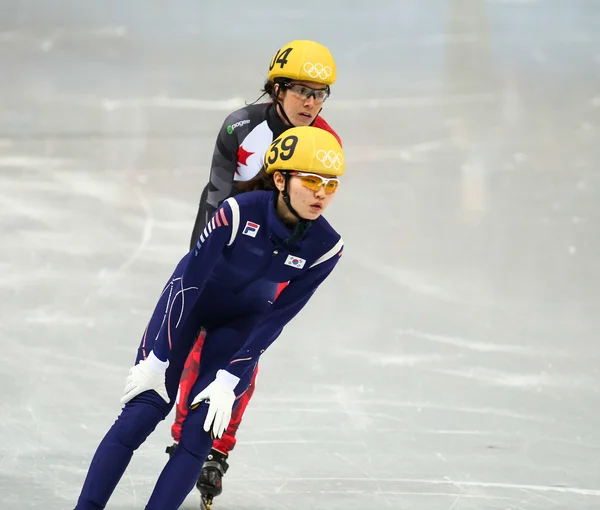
top-left (289, 171), bottom-right (340, 194)
top-left (284, 83), bottom-right (330, 103)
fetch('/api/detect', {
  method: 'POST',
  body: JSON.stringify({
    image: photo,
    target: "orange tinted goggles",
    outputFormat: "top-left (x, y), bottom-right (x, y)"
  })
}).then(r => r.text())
top-left (289, 171), bottom-right (340, 194)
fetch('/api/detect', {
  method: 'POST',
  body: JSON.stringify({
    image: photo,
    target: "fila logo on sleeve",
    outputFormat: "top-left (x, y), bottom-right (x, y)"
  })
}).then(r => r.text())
top-left (242, 221), bottom-right (260, 238)
top-left (284, 255), bottom-right (306, 269)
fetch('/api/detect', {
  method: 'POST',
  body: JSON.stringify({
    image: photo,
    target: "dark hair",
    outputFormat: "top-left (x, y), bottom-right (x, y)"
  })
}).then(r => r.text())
top-left (262, 80), bottom-right (276, 99)
top-left (253, 78), bottom-right (289, 104)
top-left (235, 166), bottom-right (278, 193)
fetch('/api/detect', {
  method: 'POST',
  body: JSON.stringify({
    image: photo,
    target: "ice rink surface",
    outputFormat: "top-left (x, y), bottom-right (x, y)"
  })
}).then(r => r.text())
top-left (1, 0), bottom-right (599, 508)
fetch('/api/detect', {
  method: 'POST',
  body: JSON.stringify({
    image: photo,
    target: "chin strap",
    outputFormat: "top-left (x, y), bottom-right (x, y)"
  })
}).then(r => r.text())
top-left (277, 174), bottom-right (313, 245)
top-left (274, 80), bottom-right (323, 127)
top-left (275, 99), bottom-right (295, 127)
top-left (280, 173), bottom-right (301, 219)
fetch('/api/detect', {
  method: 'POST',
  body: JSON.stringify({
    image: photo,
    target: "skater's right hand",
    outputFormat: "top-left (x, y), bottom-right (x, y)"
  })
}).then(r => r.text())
top-left (191, 370), bottom-right (240, 439)
top-left (121, 351), bottom-right (170, 405)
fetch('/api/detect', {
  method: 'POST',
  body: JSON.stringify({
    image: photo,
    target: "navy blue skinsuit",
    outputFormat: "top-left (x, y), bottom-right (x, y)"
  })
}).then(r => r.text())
top-left (75, 190), bottom-right (344, 510)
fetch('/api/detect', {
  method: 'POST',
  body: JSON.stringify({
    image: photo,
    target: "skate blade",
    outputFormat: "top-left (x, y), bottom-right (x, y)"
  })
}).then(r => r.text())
top-left (201, 495), bottom-right (213, 510)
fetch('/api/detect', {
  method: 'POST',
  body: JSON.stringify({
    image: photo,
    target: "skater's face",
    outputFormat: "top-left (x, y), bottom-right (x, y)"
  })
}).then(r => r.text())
top-left (274, 171), bottom-right (338, 222)
top-left (275, 80), bottom-right (329, 127)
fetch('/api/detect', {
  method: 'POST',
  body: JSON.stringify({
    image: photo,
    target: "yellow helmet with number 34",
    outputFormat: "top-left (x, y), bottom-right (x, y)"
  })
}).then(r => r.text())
top-left (265, 126), bottom-right (344, 177)
top-left (268, 40), bottom-right (337, 86)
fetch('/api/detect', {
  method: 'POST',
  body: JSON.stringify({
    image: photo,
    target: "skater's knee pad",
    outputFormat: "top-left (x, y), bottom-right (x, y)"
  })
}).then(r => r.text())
top-left (178, 406), bottom-right (214, 462)
top-left (171, 439), bottom-right (207, 469)
top-left (115, 402), bottom-right (165, 450)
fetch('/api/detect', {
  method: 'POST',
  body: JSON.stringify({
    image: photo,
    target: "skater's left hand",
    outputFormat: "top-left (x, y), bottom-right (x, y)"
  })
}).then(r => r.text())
top-left (191, 370), bottom-right (240, 438)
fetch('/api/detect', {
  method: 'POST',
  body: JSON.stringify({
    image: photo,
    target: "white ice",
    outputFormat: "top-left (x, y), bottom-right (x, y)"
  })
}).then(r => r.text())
top-left (1, 1), bottom-right (599, 509)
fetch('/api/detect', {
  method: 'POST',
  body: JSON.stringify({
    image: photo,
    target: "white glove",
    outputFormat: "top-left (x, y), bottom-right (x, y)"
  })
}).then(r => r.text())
top-left (121, 351), bottom-right (170, 405)
top-left (190, 370), bottom-right (240, 439)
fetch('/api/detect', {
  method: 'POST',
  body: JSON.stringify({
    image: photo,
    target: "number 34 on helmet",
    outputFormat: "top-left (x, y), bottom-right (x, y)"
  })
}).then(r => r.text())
top-left (265, 126), bottom-right (345, 177)
top-left (268, 40), bottom-right (337, 86)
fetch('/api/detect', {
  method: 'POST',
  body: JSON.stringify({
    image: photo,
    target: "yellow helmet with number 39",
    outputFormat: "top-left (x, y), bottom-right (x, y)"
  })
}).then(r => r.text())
top-left (265, 126), bottom-right (344, 177)
top-left (268, 40), bottom-right (337, 86)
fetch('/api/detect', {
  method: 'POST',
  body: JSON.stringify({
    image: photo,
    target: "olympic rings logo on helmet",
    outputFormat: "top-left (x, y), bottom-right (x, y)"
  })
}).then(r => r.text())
top-left (303, 62), bottom-right (332, 81)
top-left (316, 149), bottom-right (343, 170)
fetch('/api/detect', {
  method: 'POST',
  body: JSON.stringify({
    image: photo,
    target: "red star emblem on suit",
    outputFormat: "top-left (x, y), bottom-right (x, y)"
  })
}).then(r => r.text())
top-left (236, 146), bottom-right (255, 175)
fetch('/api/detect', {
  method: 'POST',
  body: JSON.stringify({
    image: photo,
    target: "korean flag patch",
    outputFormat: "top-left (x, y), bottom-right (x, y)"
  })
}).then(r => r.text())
top-left (284, 254), bottom-right (306, 269)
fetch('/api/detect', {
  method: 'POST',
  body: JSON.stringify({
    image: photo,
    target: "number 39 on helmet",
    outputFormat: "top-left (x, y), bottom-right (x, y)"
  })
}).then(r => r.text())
top-left (268, 40), bottom-right (337, 86)
top-left (265, 126), bottom-right (345, 177)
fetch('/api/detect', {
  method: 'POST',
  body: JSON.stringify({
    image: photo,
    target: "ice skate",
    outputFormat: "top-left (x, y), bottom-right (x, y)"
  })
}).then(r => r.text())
top-left (197, 448), bottom-right (229, 509)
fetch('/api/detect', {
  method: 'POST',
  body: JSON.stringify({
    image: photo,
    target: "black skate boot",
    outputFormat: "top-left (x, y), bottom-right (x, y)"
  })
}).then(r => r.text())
top-left (197, 448), bottom-right (229, 510)
top-left (165, 443), bottom-right (178, 456)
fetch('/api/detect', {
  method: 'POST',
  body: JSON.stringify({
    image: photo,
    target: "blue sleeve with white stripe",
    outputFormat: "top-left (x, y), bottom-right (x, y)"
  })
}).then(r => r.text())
top-left (224, 240), bottom-right (343, 379)
top-left (147, 199), bottom-right (237, 362)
